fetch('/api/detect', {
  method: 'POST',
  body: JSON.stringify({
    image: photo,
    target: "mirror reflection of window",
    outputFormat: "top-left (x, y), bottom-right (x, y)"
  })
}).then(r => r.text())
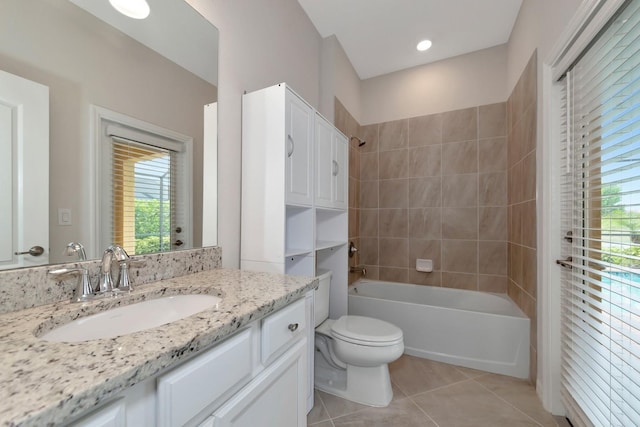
top-left (111, 140), bottom-right (174, 255)
top-left (100, 118), bottom-right (192, 256)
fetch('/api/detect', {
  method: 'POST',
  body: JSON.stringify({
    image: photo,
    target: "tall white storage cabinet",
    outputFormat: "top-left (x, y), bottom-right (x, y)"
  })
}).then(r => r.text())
top-left (241, 83), bottom-right (349, 413)
top-left (241, 83), bottom-right (348, 309)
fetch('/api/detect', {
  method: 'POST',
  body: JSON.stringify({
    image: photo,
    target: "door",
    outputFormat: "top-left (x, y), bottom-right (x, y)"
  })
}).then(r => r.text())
top-left (0, 70), bottom-right (49, 270)
top-left (315, 115), bottom-right (334, 208)
top-left (285, 91), bottom-right (313, 206)
top-left (332, 133), bottom-right (348, 209)
top-left (212, 339), bottom-right (307, 427)
top-left (558, 2), bottom-right (640, 425)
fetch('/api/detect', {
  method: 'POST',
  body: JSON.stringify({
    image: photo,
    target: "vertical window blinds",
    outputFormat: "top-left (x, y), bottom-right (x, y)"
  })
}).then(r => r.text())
top-left (561, 1), bottom-right (640, 426)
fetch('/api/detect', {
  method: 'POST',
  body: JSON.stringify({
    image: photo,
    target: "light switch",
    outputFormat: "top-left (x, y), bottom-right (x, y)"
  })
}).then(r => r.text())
top-left (58, 208), bottom-right (72, 226)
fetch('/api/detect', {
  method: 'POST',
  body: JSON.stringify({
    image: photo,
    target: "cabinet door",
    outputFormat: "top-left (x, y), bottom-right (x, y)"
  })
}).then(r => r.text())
top-left (285, 91), bottom-right (313, 206)
top-left (68, 399), bottom-right (125, 427)
top-left (315, 116), bottom-right (334, 208)
top-left (332, 133), bottom-right (348, 210)
top-left (212, 339), bottom-right (307, 427)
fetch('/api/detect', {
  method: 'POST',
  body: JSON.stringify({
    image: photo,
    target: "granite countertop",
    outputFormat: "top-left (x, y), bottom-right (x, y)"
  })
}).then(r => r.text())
top-left (0, 268), bottom-right (317, 427)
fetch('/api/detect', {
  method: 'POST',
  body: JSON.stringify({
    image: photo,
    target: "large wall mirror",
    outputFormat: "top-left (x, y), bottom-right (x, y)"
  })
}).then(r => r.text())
top-left (0, 0), bottom-right (218, 269)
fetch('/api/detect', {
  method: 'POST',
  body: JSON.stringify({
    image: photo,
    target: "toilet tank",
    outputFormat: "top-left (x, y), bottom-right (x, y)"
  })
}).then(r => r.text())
top-left (314, 269), bottom-right (332, 327)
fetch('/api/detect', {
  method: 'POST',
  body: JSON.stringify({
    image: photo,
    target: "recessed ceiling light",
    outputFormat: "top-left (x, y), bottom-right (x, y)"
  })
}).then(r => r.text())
top-left (417, 39), bottom-right (432, 52)
top-left (109, 0), bottom-right (150, 19)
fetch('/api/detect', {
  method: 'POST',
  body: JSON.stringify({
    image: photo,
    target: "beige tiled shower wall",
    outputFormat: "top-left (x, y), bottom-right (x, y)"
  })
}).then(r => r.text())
top-left (507, 51), bottom-right (537, 384)
top-left (334, 99), bottom-right (363, 285)
top-left (339, 101), bottom-right (509, 292)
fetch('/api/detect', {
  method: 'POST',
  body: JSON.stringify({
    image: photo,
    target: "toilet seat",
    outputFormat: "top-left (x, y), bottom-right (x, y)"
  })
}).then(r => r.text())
top-left (330, 315), bottom-right (403, 347)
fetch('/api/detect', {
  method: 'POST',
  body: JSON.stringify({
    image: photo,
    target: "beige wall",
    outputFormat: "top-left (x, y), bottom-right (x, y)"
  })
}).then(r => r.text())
top-left (188, 0), bottom-right (322, 268)
top-left (340, 100), bottom-right (509, 291)
top-left (507, 0), bottom-right (582, 92)
top-left (320, 36), bottom-right (362, 126)
top-left (507, 52), bottom-right (538, 384)
top-left (360, 45), bottom-right (509, 125)
top-left (1, 0), bottom-right (216, 262)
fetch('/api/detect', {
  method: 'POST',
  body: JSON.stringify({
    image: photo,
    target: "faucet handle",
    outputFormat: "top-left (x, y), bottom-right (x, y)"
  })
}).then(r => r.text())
top-left (49, 267), bottom-right (94, 302)
top-left (115, 259), bottom-right (133, 292)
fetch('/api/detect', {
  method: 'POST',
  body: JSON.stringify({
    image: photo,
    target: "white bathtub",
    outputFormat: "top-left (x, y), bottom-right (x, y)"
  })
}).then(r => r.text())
top-left (348, 279), bottom-right (530, 378)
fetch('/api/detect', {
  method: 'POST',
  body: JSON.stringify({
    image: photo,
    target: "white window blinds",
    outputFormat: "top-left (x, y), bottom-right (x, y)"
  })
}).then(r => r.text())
top-left (101, 125), bottom-right (188, 255)
top-left (561, 1), bottom-right (640, 426)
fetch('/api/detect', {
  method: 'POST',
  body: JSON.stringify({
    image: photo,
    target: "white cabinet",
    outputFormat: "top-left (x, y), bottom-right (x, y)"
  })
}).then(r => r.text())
top-left (65, 297), bottom-right (311, 427)
top-left (315, 114), bottom-right (348, 210)
top-left (211, 339), bottom-right (307, 427)
top-left (241, 83), bottom-right (348, 280)
top-left (285, 92), bottom-right (313, 206)
top-left (68, 400), bottom-right (125, 427)
top-left (242, 83), bottom-right (350, 412)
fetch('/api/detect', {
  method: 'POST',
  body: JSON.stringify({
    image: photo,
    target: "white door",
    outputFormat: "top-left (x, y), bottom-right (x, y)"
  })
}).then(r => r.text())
top-left (285, 91), bottom-right (313, 206)
top-left (212, 339), bottom-right (307, 427)
top-left (0, 70), bottom-right (49, 270)
top-left (333, 133), bottom-right (348, 209)
top-left (315, 116), bottom-right (334, 208)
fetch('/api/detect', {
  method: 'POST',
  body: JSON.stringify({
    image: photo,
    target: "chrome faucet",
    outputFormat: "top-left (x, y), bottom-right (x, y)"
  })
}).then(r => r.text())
top-left (98, 245), bottom-right (131, 293)
top-left (64, 242), bottom-right (87, 261)
top-left (48, 267), bottom-right (94, 302)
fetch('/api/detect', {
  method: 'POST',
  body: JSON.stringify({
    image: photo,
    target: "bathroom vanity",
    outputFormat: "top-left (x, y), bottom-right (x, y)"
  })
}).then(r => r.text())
top-left (0, 266), bottom-right (316, 426)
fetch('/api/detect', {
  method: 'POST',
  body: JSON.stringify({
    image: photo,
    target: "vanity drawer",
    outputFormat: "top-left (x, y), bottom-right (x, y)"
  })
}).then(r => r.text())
top-left (157, 327), bottom-right (254, 427)
top-left (261, 298), bottom-right (306, 365)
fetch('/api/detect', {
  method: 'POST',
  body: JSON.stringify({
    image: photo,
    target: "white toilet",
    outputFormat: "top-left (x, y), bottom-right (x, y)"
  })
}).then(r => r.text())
top-left (314, 270), bottom-right (404, 407)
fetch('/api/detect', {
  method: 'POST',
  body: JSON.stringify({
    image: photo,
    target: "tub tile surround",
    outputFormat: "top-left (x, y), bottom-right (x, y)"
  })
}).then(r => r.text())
top-left (0, 263), bottom-right (317, 426)
top-left (0, 247), bottom-right (222, 314)
top-left (335, 98), bottom-right (509, 291)
top-left (507, 51), bottom-right (538, 383)
top-left (308, 355), bottom-right (566, 427)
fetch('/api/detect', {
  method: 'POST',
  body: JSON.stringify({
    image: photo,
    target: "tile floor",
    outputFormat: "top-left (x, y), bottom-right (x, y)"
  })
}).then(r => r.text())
top-left (307, 355), bottom-right (571, 427)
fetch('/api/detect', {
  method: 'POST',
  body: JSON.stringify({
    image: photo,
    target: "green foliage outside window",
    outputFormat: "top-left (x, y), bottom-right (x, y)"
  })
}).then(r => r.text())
top-left (135, 199), bottom-right (171, 254)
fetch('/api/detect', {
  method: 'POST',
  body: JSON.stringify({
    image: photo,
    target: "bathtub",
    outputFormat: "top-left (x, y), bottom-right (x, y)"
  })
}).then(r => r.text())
top-left (348, 279), bottom-right (530, 378)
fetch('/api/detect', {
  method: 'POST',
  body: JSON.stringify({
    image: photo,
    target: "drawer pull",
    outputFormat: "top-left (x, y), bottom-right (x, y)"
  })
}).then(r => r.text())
top-left (288, 323), bottom-right (299, 332)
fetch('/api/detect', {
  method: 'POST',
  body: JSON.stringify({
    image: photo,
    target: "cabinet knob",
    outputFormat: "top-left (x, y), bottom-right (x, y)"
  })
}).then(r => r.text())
top-left (332, 160), bottom-right (339, 176)
top-left (287, 135), bottom-right (295, 158)
top-left (288, 323), bottom-right (299, 332)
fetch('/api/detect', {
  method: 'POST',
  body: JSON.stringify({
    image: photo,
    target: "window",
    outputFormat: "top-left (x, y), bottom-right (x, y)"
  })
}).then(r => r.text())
top-left (560, 1), bottom-right (640, 425)
top-left (98, 118), bottom-right (191, 256)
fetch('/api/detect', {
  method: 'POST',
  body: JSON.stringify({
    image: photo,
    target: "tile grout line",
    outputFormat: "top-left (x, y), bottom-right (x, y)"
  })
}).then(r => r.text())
top-left (406, 395), bottom-right (442, 427)
top-left (472, 377), bottom-right (547, 427)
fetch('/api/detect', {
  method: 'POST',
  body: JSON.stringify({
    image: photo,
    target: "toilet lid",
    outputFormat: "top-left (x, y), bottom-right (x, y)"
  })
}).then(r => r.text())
top-left (330, 315), bottom-right (403, 346)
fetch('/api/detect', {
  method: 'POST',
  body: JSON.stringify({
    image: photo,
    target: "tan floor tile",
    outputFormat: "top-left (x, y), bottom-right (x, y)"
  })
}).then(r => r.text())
top-left (412, 380), bottom-right (540, 426)
top-left (554, 415), bottom-right (572, 427)
top-left (390, 354), bottom-right (468, 396)
top-left (475, 374), bottom-right (558, 426)
top-left (318, 390), bottom-right (371, 419)
top-left (318, 381), bottom-right (406, 419)
top-left (310, 421), bottom-right (335, 427)
top-left (453, 364), bottom-right (490, 379)
top-left (308, 390), bottom-right (331, 425)
top-left (332, 398), bottom-right (437, 427)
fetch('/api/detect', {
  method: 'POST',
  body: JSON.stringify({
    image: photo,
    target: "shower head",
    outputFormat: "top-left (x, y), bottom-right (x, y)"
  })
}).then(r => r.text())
top-left (350, 136), bottom-right (366, 147)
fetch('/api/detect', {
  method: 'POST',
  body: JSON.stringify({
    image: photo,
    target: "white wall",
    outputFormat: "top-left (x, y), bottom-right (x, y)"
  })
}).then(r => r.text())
top-left (187, 0), bottom-right (322, 268)
top-left (360, 44), bottom-right (509, 125)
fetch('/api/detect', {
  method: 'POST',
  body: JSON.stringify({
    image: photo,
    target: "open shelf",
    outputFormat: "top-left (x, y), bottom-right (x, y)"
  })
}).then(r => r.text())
top-left (315, 240), bottom-right (347, 251)
top-left (285, 254), bottom-right (315, 276)
top-left (316, 208), bottom-right (347, 245)
top-left (286, 205), bottom-right (314, 255)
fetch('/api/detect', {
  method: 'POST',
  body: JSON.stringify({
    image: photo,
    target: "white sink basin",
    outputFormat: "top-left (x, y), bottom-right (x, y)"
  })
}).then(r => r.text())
top-left (40, 294), bottom-right (221, 343)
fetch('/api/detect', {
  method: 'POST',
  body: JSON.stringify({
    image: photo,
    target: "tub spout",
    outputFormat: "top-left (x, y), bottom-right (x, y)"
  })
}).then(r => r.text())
top-left (350, 266), bottom-right (366, 276)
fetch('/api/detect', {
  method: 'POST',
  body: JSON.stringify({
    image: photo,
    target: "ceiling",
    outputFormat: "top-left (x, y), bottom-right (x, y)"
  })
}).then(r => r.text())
top-left (297, 0), bottom-right (523, 80)
top-left (70, 0), bottom-right (218, 85)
